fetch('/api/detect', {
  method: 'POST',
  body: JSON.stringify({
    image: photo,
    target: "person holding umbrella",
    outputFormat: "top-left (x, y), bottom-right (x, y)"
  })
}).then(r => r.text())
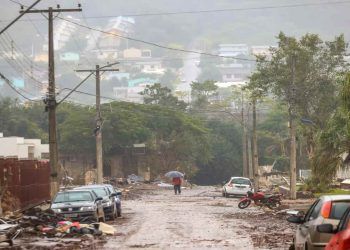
top-left (165, 171), bottom-right (184, 195)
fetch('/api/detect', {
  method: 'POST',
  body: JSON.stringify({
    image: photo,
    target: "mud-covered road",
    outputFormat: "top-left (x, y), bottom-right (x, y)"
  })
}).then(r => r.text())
top-left (103, 185), bottom-right (296, 250)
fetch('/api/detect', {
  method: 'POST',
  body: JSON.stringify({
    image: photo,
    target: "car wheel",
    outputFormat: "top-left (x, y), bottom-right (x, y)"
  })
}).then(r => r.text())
top-left (94, 211), bottom-right (99, 222)
top-left (117, 204), bottom-right (122, 217)
top-left (99, 214), bottom-right (106, 222)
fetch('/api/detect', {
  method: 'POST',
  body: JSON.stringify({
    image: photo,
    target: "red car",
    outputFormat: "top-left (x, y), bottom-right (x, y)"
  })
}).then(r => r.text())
top-left (317, 207), bottom-right (350, 249)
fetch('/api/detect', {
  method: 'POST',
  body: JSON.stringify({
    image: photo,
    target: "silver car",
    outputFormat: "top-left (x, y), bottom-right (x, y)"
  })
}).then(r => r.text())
top-left (51, 190), bottom-right (105, 222)
top-left (288, 195), bottom-right (350, 250)
top-left (74, 184), bottom-right (120, 219)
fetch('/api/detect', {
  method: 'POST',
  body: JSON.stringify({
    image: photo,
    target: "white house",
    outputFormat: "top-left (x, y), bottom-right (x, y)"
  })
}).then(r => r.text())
top-left (218, 44), bottom-right (249, 57)
top-left (0, 133), bottom-right (49, 160)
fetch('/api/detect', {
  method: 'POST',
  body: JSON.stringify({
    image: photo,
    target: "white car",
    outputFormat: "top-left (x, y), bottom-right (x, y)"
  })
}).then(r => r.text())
top-left (222, 177), bottom-right (253, 197)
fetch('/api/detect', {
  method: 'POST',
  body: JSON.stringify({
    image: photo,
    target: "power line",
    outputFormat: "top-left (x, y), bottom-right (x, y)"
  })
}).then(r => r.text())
top-left (87, 1), bottom-right (350, 17)
top-left (57, 71), bottom-right (94, 105)
top-left (4, 0), bottom-right (350, 21)
top-left (0, 35), bottom-right (44, 89)
top-left (0, 71), bottom-right (35, 100)
top-left (56, 16), bottom-right (257, 62)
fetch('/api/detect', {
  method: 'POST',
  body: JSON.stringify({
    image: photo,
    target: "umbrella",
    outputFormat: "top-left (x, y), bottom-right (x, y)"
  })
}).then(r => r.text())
top-left (165, 171), bottom-right (184, 178)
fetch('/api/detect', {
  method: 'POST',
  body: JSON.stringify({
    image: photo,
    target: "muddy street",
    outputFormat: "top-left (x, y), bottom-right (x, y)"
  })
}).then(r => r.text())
top-left (103, 185), bottom-right (295, 250)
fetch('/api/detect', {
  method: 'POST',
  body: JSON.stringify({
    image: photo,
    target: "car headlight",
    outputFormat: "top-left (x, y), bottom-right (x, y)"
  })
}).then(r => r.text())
top-left (52, 208), bottom-right (61, 213)
top-left (80, 206), bottom-right (94, 211)
top-left (103, 201), bottom-right (112, 207)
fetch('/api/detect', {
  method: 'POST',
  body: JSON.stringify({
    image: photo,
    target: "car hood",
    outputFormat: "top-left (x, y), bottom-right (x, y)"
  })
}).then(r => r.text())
top-left (51, 201), bottom-right (94, 209)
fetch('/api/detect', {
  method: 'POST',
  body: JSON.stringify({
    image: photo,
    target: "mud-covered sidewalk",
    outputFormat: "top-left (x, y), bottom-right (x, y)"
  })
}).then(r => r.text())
top-left (103, 185), bottom-right (299, 250)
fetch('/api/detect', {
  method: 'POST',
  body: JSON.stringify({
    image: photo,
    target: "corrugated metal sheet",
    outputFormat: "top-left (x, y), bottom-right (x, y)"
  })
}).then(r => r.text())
top-left (0, 158), bottom-right (50, 210)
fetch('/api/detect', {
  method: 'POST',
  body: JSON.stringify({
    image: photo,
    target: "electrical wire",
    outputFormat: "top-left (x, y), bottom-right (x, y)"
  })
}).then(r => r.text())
top-left (4, 0), bottom-right (350, 21)
top-left (0, 71), bottom-right (36, 100)
top-left (57, 71), bottom-right (94, 105)
top-left (0, 35), bottom-right (44, 89)
top-left (56, 16), bottom-right (257, 62)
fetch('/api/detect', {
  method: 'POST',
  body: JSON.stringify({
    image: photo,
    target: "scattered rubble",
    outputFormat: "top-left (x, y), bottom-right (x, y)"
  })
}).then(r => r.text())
top-left (224, 211), bottom-right (297, 249)
top-left (0, 203), bottom-right (118, 248)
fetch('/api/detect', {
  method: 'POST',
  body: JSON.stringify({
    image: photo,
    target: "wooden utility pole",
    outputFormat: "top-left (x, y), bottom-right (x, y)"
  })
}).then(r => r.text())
top-left (21, 5), bottom-right (82, 197)
top-left (76, 63), bottom-right (119, 184)
top-left (241, 92), bottom-right (248, 178)
top-left (252, 98), bottom-right (259, 191)
top-left (290, 55), bottom-right (297, 200)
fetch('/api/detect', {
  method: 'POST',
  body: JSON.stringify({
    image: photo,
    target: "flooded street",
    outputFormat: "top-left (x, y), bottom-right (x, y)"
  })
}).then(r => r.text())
top-left (103, 185), bottom-right (295, 250)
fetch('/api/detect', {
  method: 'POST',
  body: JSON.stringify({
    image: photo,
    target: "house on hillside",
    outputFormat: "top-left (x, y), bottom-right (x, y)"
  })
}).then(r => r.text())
top-left (113, 78), bottom-right (157, 103)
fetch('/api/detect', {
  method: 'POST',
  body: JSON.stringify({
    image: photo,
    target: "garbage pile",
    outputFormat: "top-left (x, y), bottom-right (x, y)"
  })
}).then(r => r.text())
top-left (0, 206), bottom-right (116, 247)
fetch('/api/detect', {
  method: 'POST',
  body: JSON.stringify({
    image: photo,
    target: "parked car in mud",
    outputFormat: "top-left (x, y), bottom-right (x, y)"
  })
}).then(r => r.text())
top-left (287, 195), bottom-right (350, 250)
top-left (104, 184), bottom-right (122, 217)
top-left (51, 189), bottom-right (105, 222)
top-left (317, 207), bottom-right (350, 250)
top-left (74, 184), bottom-right (121, 219)
top-left (222, 177), bottom-right (253, 197)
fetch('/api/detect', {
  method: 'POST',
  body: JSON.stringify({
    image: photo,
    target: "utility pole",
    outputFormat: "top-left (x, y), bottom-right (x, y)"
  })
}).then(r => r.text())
top-left (289, 55), bottom-right (297, 200)
top-left (241, 92), bottom-right (248, 178)
top-left (76, 63), bottom-right (119, 184)
top-left (21, 5), bottom-right (82, 197)
top-left (246, 104), bottom-right (253, 180)
top-left (252, 98), bottom-right (259, 191)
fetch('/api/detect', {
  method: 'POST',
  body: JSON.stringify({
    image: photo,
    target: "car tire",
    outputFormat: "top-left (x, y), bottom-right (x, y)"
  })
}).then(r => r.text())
top-left (117, 204), bottom-right (122, 217)
top-left (94, 212), bottom-right (99, 223)
top-left (99, 215), bottom-right (106, 222)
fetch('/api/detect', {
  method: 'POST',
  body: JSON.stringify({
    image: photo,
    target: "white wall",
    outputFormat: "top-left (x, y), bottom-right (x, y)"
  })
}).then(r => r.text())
top-left (0, 136), bottom-right (49, 159)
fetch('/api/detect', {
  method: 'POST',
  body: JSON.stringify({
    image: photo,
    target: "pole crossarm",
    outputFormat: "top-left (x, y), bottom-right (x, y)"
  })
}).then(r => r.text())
top-left (21, 8), bottom-right (82, 14)
top-left (76, 69), bottom-right (119, 72)
top-left (0, 0), bottom-right (42, 35)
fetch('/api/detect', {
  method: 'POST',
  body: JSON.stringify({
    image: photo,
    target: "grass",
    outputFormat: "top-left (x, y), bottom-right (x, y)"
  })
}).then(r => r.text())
top-left (314, 189), bottom-right (350, 198)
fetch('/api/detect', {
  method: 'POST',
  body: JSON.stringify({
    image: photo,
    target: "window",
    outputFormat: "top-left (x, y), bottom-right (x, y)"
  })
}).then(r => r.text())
top-left (308, 200), bottom-right (323, 221)
top-left (338, 208), bottom-right (350, 231)
top-left (54, 191), bottom-right (93, 203)
top-left (231, 178), bottom-right (251, 185)
top-left (330, 201), bottom-right (350, 220)
top-left (304, 199), bottom-right (320, 221)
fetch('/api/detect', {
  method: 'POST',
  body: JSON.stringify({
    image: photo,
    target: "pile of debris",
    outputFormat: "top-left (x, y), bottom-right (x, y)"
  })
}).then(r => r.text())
top-left (225, 211), bottom-right (297, 249)
top-left (0, 205), bottom-right (116, 247)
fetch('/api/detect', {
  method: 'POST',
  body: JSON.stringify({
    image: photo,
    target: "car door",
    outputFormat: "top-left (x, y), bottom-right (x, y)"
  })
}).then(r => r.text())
top-left (327, 208), bottom-right (350, 249)
top-left (295, 199), bottom-right (323, 249)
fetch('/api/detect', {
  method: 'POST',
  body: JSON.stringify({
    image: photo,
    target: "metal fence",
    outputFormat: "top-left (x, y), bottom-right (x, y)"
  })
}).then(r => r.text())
top-left (0, 158), bottom-right (50, 210)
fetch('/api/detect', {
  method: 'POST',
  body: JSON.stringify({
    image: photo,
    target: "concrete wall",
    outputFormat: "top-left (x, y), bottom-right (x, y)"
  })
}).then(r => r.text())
top-left (0, 137), bottom-right (25, 158)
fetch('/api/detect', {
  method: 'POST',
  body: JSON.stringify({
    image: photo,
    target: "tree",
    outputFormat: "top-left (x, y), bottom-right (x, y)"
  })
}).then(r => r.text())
top-left (191, 80), bottom-right (218, 108)
top-left (247, 32), bottom-right (348, 195)
top-left (140, 83), bottom-right (187, 110)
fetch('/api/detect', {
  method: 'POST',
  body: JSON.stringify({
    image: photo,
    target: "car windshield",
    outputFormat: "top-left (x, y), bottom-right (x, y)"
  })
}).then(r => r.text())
top-left (53, 191), bottom-right (93, 203)
top-left (92, 188), bottom-right (108, 197)
top-left (231, 178), bottom-right (250, 185)
top-left (330, 201), bottom-right (350, 219)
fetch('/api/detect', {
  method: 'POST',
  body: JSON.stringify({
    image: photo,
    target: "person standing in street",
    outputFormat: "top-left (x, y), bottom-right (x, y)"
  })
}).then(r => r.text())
top-left (172, 177), bottom-right (182, 195)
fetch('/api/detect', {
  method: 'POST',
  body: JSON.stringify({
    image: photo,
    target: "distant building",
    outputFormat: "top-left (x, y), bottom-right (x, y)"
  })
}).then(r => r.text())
top-left (97, 16), bottom-right (135, 51)
top-left (52, 16), bottom-right (80, 51)
top-left (113, 78), bottom-right (157, 103)
top-left (123, 48), bottom-right (152, 58)
top-left (251, 46), bottom-right (275, 57)
top-left (218, 44), bottom-right (249, 57)
top-left (0, 133), bottom-right (49, 160)
top-left (218, 62), bottom-right (252, 82)
top-left (59, 52), bottom-right (80, 62)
